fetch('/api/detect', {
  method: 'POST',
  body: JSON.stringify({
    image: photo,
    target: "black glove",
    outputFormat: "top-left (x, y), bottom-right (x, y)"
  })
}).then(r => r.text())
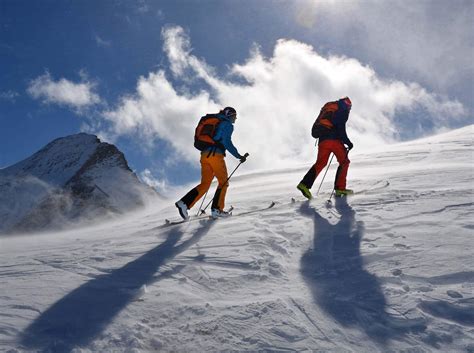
top-left (240, 153), bottom-right (249, 163)
top-left (346, 142), bottom-right (354, 151)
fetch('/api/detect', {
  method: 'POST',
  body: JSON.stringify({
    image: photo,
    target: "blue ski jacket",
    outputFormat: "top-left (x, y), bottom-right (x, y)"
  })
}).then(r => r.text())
top-left (319, 99), bottom-right (353, 147)
top-left (203, 113), bottom-right (242, 159)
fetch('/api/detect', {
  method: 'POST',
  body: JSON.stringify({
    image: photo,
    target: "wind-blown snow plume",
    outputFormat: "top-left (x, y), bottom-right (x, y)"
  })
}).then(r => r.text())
top-left (139, 168), bottom-right (168, 194)
top-left (99, 25), bottom-right (465, 170)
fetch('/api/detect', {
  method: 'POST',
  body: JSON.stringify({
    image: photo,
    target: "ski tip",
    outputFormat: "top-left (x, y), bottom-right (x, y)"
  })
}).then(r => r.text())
top-left (269, 201), bottom-right (276, 208)
top-left (165, 219), bottom-right (171, 224)
top-left (291, 197), bottom-right (296, 204)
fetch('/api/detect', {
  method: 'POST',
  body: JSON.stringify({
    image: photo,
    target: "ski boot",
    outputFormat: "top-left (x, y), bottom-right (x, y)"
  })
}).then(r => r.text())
top-left (175, 200), bottom-right (189, 220)
top-left (297, 183), bottom-right (313, 200)
top-left (335, 189), bottom-right (354, 197)
top-left (211, 208), bottom-right (232, 219)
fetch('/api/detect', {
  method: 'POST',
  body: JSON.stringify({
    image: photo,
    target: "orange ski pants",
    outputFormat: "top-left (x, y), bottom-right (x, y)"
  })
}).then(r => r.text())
top-left (181, 152), bottom-right (229, 211)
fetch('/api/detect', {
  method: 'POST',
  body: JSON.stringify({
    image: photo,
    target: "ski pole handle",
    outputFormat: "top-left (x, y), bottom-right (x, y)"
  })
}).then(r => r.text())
top-left (240, 153), bottom-right (249, 163)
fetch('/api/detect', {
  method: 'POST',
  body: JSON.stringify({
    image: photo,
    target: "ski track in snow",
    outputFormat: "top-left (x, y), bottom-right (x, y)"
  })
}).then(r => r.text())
top-left (0, 126), bottom-right (473, 352)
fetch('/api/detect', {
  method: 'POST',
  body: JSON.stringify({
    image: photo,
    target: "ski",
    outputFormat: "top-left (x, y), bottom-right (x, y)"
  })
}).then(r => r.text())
top-left (292, 179), bottom-right (390, 203)
top-left (158, 203), bottom-right (275, 229)
top-left (327, 179), bottom-right (390, 202)
top-left (230, 201), bottom-right (276, 217)
top-left (208, 202), bottom-right (276, 221)
top-left (163, 206), bottom-right (234, 226)
top-left (349, 179), bottom-right (390, 195)
top-left (157, 215), bottom-right (210, 229)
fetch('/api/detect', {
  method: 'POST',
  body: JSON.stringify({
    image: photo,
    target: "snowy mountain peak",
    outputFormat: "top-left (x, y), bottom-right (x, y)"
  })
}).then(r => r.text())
top-left (0, 133), bottom-right (158, 234)
top-left (3, 133), bottom-right (107, 186)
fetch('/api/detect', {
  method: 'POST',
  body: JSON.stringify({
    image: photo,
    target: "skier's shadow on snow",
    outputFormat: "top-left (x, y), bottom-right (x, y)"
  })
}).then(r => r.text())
top-left (299, 198), bottom-right (425, 345)
top-left (20, 220), bottom-right (214, 353)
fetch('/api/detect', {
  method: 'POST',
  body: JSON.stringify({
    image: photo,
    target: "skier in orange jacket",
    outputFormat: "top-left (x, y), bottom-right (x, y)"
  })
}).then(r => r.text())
top-left (297, 97), bottom-right (354, 199)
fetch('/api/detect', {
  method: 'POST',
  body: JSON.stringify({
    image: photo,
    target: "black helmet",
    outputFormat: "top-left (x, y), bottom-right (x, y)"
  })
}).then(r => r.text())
top-left (222, 106), bottom-right (237, 122)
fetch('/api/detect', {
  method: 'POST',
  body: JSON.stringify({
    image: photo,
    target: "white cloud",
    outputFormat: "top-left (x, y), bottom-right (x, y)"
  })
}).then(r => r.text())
top-left (0, 90), bottom-right (19, 102)
top-left (137, 0), bottom-right (149, 14)
top-left (161, 25), bottom-right (216, 83)
top-left (161, 26), bottom-right (191, 77)
top-left (27, 72), bottom-right (101, 109)
top-left (102, 70), bottom-right (217, 159)
top-left (94, 35), bottom-right (111, 47)
top-left (98, 25), bottom-right (466, 172)
top-left (293, 0), bottom-right (474, 93)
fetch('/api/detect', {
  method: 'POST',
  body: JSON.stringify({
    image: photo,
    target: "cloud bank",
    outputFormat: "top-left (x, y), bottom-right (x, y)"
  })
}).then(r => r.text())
top-left (293, 0), bottom-right (474, 94)
top-left (28, 72), bottom-right (100, 110)
top-left (97, 25), bottom-right (466, 172)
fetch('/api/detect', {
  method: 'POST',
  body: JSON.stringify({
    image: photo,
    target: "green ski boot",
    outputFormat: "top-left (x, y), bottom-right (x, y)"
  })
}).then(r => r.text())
top-left (335, 189), bottom-right (354, 197)
top-left (297, 183), bottom-right (313, 200)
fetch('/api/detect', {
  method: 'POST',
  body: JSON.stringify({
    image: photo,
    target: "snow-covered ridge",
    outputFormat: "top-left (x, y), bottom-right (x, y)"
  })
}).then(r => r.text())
top-left (0, 133), bottom-right (159, 234)
top-left (1, 133), bottom-right (101, 186)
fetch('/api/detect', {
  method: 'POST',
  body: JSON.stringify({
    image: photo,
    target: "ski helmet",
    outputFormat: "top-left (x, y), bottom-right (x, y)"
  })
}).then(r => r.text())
top-left (340, 97), bottom-right (352, 110)
top-left (222, 106), bottom-right (237, 122)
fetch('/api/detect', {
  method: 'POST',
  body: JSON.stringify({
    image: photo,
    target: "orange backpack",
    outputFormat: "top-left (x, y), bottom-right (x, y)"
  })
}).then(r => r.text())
top-left (194, 115), bottom-right (222, 151)
top-left (311, 101), bottom-right (339, 138)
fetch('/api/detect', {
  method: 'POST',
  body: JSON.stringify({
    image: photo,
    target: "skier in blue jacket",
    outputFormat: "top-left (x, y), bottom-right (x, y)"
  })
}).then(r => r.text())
top-left (204, 110), bottom-right (242, 158)
top-left (176, 107), bottom-right (248, 220)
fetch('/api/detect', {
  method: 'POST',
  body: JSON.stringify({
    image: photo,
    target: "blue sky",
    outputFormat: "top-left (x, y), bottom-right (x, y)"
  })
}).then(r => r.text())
top-left (1, 0), bottom-right (472, 192)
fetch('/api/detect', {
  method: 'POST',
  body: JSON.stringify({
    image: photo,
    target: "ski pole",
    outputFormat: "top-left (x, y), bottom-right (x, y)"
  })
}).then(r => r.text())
top-left (316, 153), bottom-right (334, 196)
top-left (328, 187), bottom-right (336, 203)
top-left (196, 190), bottom-right (209, 216)
top-left (200, 153), bottom-right (249, 214)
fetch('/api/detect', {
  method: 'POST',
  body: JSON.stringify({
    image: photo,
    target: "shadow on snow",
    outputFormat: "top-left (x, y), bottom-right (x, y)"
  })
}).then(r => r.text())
top-left (19, 220), bottom-right (214, 352)
top-left (299, 197), bottom-right (425, 345)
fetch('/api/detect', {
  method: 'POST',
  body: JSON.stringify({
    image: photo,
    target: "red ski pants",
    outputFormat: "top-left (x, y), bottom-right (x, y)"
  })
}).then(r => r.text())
top-left (301, 140), bottom-right (350, 190)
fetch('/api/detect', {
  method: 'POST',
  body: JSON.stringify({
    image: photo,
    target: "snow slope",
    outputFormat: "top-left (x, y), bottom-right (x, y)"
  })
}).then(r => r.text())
top-left (0, 126), bottom-right (473, 352)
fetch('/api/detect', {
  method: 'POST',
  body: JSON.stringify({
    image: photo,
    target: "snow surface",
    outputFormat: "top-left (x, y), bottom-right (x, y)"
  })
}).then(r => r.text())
top-left (0, 126), bottom-right (473, 352)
